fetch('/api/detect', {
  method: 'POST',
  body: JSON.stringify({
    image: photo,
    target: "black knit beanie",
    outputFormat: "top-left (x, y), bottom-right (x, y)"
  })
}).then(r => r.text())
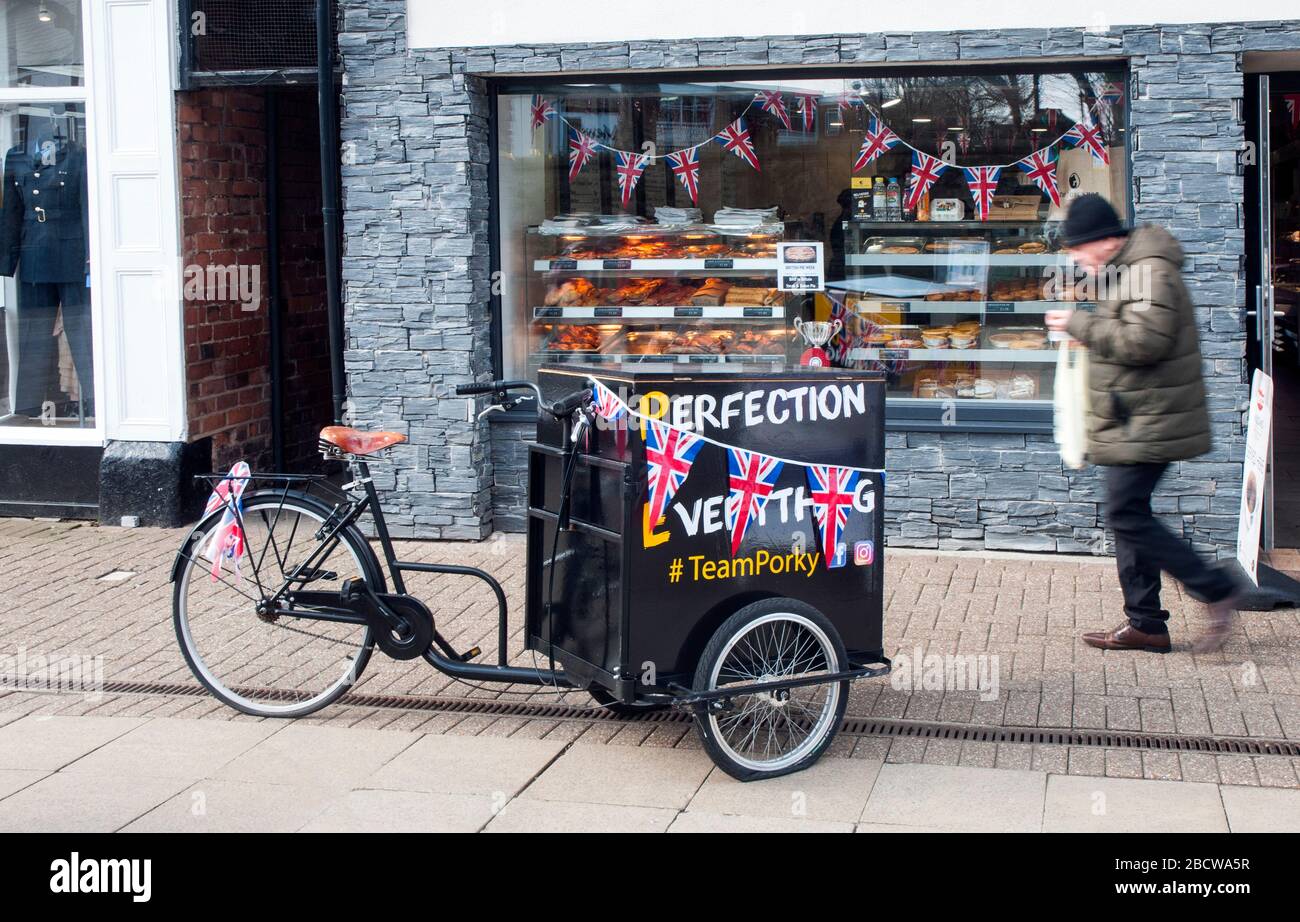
top-left (1061, 193), bottom-right (1129, 247)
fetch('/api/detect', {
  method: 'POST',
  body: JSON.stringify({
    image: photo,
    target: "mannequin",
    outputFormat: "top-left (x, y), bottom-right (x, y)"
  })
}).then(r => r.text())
top-left (0, 119), bottom-right (93, 419)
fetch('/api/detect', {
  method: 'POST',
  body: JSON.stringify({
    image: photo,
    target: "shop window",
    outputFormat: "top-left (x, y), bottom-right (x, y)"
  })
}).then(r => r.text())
top-left (0, 101), bottom-right (93, 428)
top-left (0, 0), bottom-right (84, 88)
top-left (495, 67), bottom-right (1128, 425)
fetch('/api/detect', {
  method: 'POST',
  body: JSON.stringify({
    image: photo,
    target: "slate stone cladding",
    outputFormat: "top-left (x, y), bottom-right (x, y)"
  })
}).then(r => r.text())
top-left (338, 4), bottom-right (1296, 554)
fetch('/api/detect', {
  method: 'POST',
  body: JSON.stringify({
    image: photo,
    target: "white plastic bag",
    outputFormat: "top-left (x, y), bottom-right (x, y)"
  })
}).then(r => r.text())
top-left (1053, 341), bottom-right (1089, 469)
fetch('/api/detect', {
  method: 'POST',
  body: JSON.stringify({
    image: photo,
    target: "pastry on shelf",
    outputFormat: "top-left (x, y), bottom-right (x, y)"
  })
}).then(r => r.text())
top-left (692, 278), bottom-right (732, 305)
top-left (723, 287), bottom-right (781, 306)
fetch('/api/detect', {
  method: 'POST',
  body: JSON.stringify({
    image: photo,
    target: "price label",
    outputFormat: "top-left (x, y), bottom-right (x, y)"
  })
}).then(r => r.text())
top-left (549, 259), bottom-right (577, 270)
top-left (742, 307), bottom-right (773, 318)
top-left (704, 258), bottom-right (734, 269)
top-left (534, 307), bottom-right (563, 318)
top-left (880, 349), bottom-right (910, 360)
top-left (594, 307), bottom-right (623, 318)
top-left (602, 258), bottom-right (631, 269)
top-left (985, 302), bottom-right (1014, 314)
top-left (882, 301), bottom-right (910, 314)
top-left (674, 306), bottom-right (704, 317)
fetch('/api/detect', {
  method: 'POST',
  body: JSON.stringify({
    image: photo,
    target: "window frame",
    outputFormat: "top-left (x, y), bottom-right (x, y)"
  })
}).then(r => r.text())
top-left (0, 0), bottom-right (102, 447)
top-left (488, 59), bottom-right (1133, 433)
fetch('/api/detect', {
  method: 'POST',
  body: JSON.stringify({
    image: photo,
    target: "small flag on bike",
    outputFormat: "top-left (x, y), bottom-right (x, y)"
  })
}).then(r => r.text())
top-left (725, 448), bottom-right (784, 557)
top-left (644, 420), bottom-right (703, 526)
top-left (201, 461), bottom-right (251, 582)
top-left (591, 380), bottom-right (626, 423)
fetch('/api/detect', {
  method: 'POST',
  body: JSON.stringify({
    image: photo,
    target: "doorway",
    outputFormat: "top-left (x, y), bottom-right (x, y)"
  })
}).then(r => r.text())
top-left (1245, 73), bottom-right (1300, 551)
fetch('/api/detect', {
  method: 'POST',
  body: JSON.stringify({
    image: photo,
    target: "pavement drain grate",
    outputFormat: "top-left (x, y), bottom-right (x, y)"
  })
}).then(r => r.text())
top-left (65, 679), bottom-right (1300, 757)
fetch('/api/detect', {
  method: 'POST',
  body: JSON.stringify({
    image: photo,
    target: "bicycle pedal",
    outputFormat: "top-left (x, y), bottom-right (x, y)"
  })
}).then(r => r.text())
top-left (458, 646), bottom-right (481, 662)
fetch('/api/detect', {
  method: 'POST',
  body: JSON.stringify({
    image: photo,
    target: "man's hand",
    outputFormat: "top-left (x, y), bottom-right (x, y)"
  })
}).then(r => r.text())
top-left (1045, 309), bottom-right (1074, 332)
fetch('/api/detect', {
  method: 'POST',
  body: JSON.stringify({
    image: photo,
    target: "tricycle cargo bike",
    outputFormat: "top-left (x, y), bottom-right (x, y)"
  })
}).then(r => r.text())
top-left (171, 364), bottom-right (891, 780)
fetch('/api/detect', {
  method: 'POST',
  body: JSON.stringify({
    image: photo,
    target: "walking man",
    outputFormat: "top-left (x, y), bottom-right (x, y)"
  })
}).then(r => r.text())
top-left (1046, 194), bottom-right (1239, 653)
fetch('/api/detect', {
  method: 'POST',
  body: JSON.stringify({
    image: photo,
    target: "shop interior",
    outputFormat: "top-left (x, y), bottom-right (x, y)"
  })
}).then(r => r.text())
top-left (1247, 71), bottom-right (1300, 550)
top-left (494, 65), bottom-right (1128, 423)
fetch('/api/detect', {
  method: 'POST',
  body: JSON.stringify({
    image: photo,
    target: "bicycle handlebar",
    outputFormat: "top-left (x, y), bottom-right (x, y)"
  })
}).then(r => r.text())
top-left (454, 379), bottom-right (531, 397)
top-left (455, 380), bottom-right (591, 419)
top-left (546, 388), bottom-right (592, 418)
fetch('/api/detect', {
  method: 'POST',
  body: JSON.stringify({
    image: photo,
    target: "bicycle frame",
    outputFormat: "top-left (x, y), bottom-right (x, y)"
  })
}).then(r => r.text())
top-left (185, 461), bottom-right (573, 689)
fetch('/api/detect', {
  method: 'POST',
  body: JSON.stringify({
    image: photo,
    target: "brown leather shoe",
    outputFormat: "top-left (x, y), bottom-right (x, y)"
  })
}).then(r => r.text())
top-left (1082, 623), bottom-right (1171, 653)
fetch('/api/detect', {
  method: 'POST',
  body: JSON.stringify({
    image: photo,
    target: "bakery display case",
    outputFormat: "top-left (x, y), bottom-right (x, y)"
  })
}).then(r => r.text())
top-left (524, 225), bottom-right (793, 374)
top-left (833, 218), bottom-right (1081, 403)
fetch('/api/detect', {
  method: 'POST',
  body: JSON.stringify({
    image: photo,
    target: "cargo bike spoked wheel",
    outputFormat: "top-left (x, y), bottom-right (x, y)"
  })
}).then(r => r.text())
top-left (693, 599), bottom-right (849, 781)
top-left (172, 492), bottom-right (377, 718)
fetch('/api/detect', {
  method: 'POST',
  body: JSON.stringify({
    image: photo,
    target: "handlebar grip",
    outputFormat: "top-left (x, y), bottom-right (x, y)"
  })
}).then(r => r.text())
top-left (547, 388), bottom-right (592, 417)
top-left (455, 379), bottom-right (532, 397)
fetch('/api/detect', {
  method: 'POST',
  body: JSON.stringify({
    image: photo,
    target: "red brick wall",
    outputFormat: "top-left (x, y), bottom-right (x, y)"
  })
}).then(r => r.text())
top-left (177, 86), bottom-right (332, 474)
top-left (178, 88), bottom-right (272, 472)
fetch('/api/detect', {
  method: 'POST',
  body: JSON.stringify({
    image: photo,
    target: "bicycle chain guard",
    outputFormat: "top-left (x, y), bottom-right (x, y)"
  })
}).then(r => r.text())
top-left (370, 594), bottom-right (435, 661)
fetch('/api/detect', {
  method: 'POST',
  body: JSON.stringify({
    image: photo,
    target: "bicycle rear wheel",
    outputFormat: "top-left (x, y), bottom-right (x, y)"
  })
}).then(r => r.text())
top-left (173, 490), bottom-right (379, 718)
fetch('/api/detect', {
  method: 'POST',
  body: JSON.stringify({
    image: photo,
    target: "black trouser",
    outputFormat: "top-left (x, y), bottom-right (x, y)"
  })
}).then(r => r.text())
top-left (1104, 462), bottom-right (1237, 634)
top-left (13, 280), bottom-right (93, 415)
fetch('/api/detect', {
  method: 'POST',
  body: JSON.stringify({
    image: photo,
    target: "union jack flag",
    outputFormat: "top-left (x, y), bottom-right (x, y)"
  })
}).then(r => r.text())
top-left (963, 165), bottom-right (1001, 221)
top-left (201, 461), bottom-right (251, 582)
top-left (957, 129), bottom-right (970, 154)
top-left (530, 95), bottom-right (556, 130)
top-left (591, 380), bottom-right (625, 423)
top-left (1016, 146), bottom-right (1061, 207)
top-left (755, 91), bottom-right (790, 129)
top-left (1065, 118), bottom-right (1110, 166)
top-left (614, 150), bottom-right (649, 208)
top-left (905, 150), bottom-right (948, 211)
top-left (852, 118), bottom-right (900, 173)
top-left (644, 420), bottom-right (703, 526)
top-left (794, 93), bottom-right (819, 132)
top-left (666, 147), bottom-right (702, 204)
top-left (806, 465), bottom-right (859, 569)
top-left (1098, 81), bottom-right (1125, 107)
top-left (715, 118), bottom-right (761, 171)
top-left (724, 448), bottom-right (784, 557)
top-left (568, 128), bottom-right (599, 182)
top-left (834, 92), bottom-right (866, 116)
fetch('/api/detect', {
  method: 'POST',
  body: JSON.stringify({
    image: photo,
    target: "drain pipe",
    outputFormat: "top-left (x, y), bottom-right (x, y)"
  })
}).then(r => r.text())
top-left (267, 88), bottom-right (284, 469)
top-left (316, 0), bottom-right (346, 424)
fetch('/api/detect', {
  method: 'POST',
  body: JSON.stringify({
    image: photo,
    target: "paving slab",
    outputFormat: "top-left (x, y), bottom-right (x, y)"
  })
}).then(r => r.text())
top-left (855, 822), bottom-right (948, 832)
top-left (0, 772), bottom-right (188, 832)
top-left (862, 763), bottom-right (1046, 832)
top-left (0, 715), bottom-right (145, 771)
top-left (300, 788), bottom-right (497, 833)
top-left (61, 717), bottom-right (279, 781)
top-left (1219, 784), bottom-right (1300, 833)
top-left (365, 732), bottom-right (566, 797)
top-left (484, 797), bottom-right (675, 833)
top-left (668, 812), bottom-right (854, 833)
top-left (0, 769), bottom-right (48, 800)
top-left (1043, 775), bottom-right (1228, 833)
top-left (214, 724), bottom-right (417, 788)
top-left (122, 779), bottom-right (345, 833)
top-left (687, 757), bottom-right (882, 822)
top-left (524, 742), bottom-right (712, 809)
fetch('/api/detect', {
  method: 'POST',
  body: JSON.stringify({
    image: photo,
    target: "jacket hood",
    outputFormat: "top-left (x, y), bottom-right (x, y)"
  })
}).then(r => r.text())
top-left (1117, 224), bottom-right (1185, 269)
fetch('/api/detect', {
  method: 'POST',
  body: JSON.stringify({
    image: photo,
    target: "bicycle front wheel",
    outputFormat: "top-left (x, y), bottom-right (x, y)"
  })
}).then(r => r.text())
top-left (173, 491), bottom-right (379, 718)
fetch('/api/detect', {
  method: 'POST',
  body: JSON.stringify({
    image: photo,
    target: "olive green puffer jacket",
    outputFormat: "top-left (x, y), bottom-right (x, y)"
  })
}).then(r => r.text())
top-left (1065, 224), bottom-right (1212, 466)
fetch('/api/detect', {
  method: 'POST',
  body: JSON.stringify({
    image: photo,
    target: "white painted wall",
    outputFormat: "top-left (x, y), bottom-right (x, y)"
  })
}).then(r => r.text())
top-left (407, 0), bottom-right (1299, 50)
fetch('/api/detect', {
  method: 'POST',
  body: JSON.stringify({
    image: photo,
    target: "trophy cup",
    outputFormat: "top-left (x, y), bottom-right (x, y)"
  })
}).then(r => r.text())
top-left (793, 317), bottom-right (842, 367)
